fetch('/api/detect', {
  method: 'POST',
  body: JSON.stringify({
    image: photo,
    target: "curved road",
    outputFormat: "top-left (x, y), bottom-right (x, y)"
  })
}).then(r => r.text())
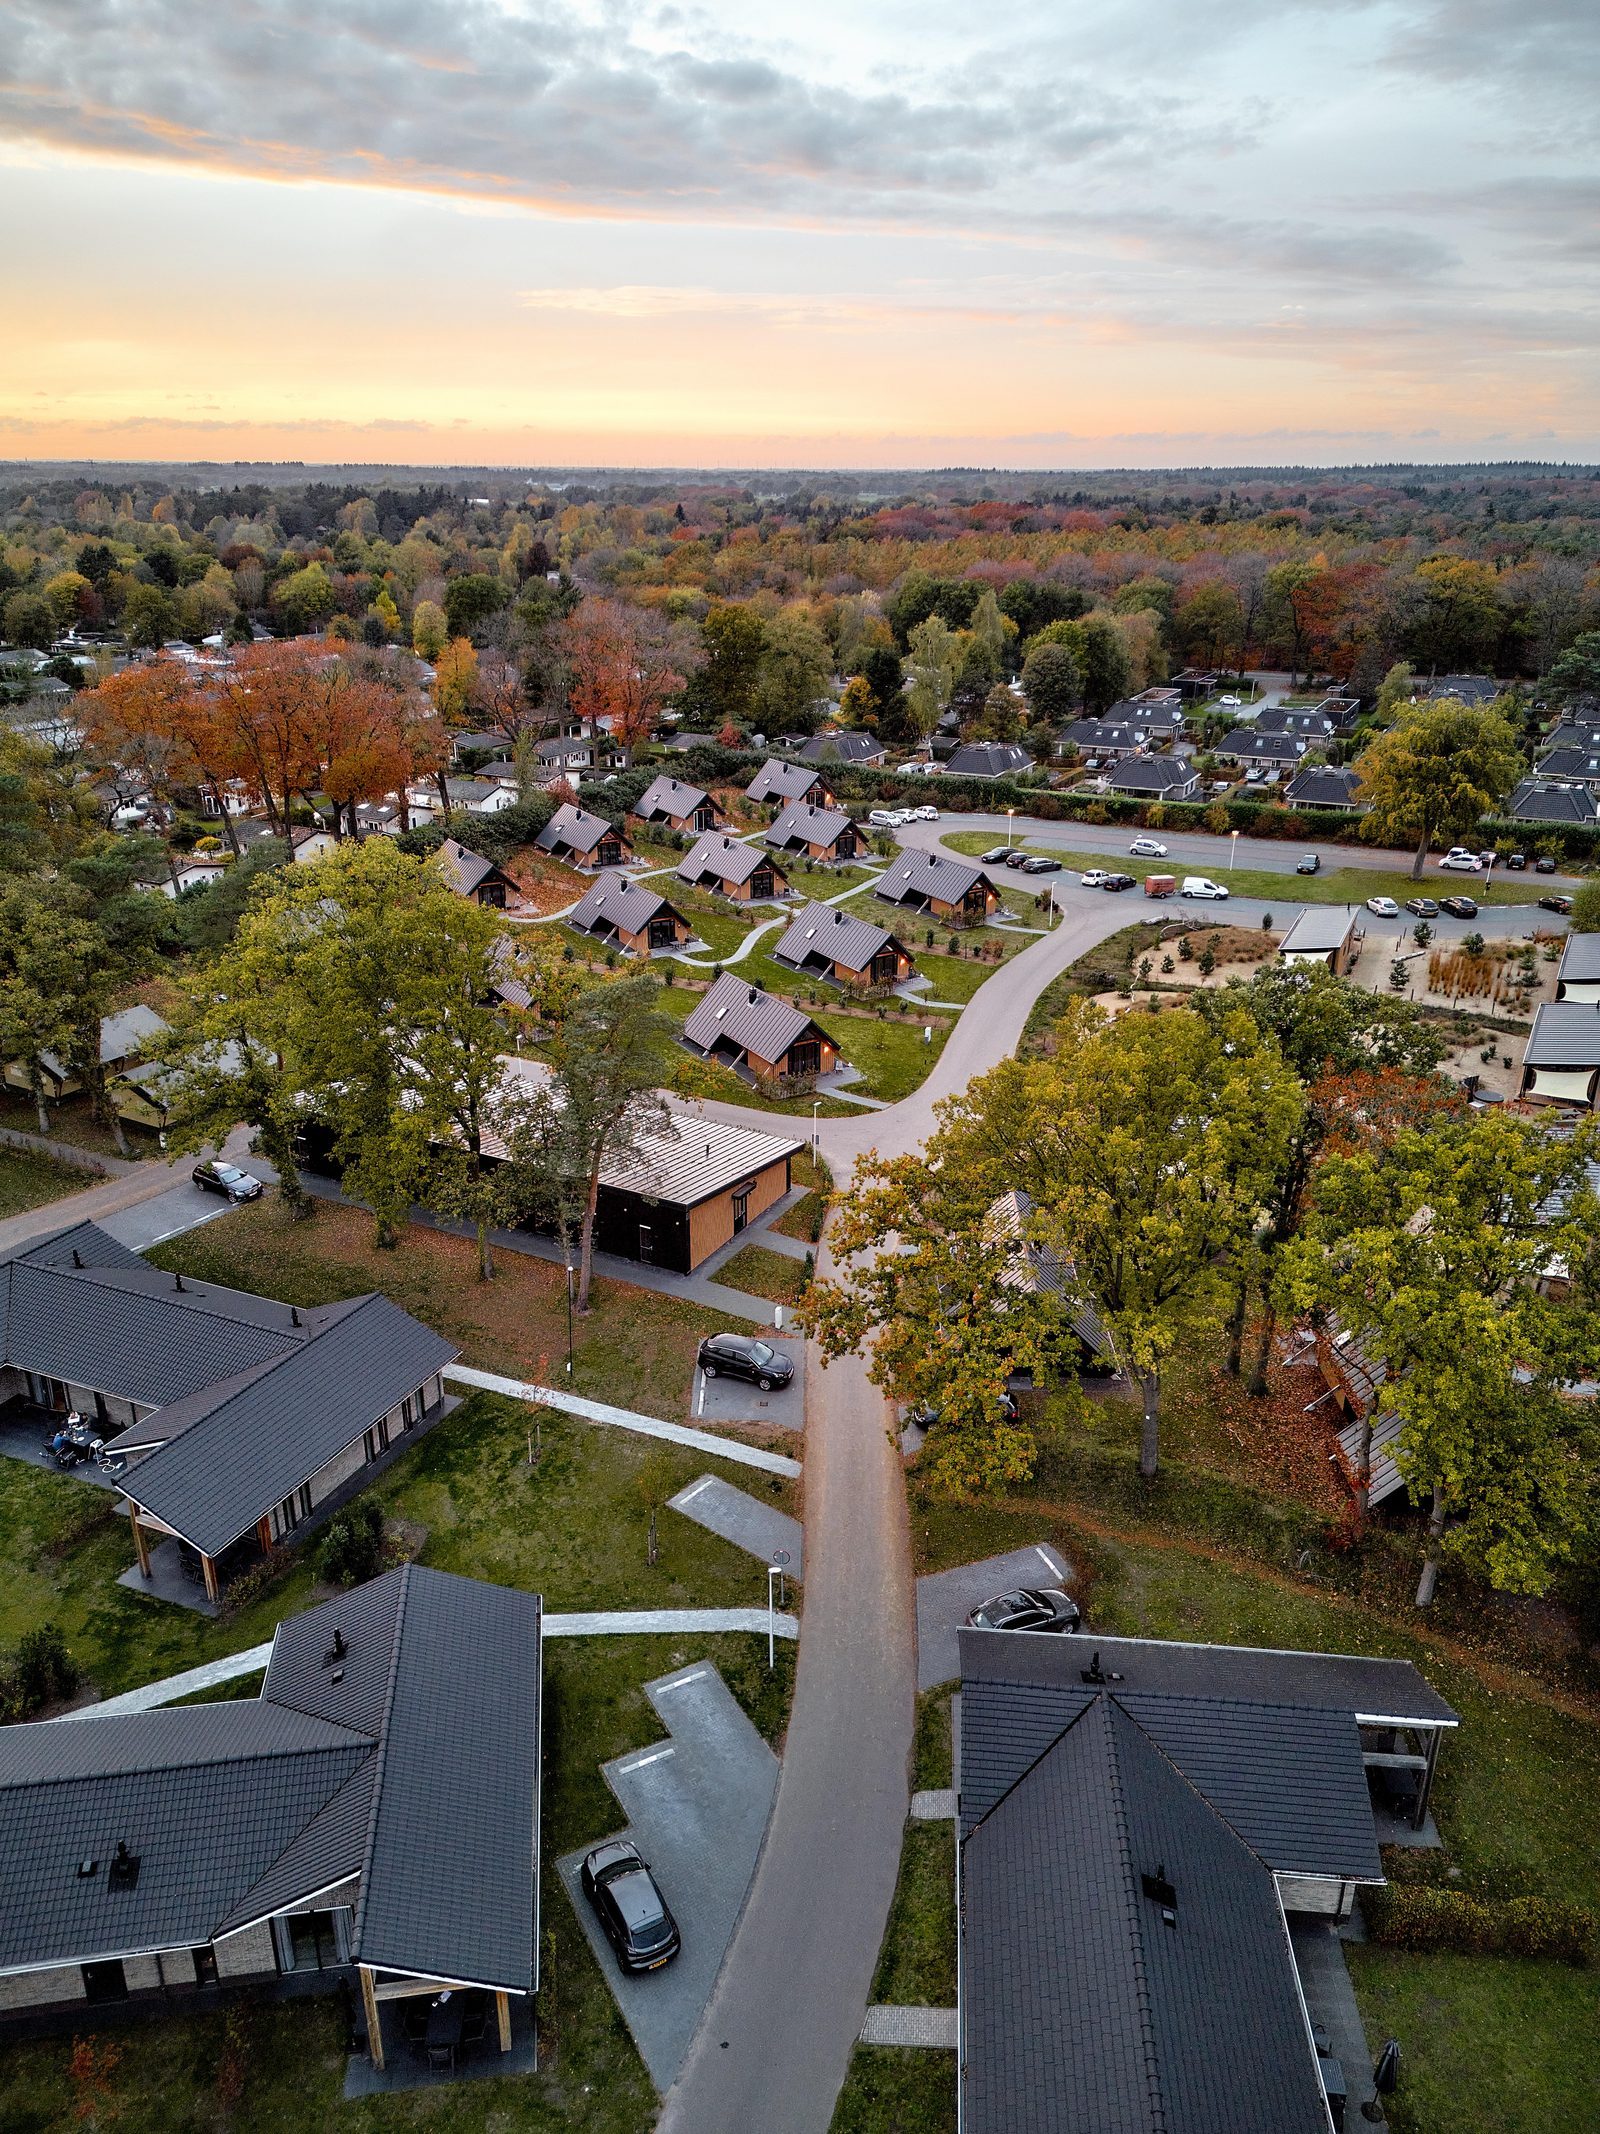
top-left (659, 896), bottom-right (1137, 2134)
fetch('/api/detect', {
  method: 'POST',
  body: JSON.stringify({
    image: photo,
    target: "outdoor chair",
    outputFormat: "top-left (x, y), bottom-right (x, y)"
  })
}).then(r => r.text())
top-left (460, 2007), bottom-right (488, 2045)
top-left (426, 2043), bottom-right (455, 2073)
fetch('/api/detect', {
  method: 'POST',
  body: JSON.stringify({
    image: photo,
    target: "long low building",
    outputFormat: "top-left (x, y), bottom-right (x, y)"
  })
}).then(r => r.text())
top-left (487, 1058), bottom-right (802, 1271)
top-left (0, 1566), bottom-right (542, 2072)
top-left (959, 1629), bottom-right (1458, 2134)
top-left (0, 1223), bottom-right (457, 1604)
top-left (1519, 1001), bottom-right (1600, 1108)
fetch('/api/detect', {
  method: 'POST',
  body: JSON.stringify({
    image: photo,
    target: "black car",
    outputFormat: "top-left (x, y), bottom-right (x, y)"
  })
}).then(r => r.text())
top-left (1535, 856), bottom-right (1558, 874)
top-left (965, 1587), bottom-right (1082, 1635)
top-left (1439, 894), bottom-right (1478, 920)
top-left (1101, 872), bottom-right (1137, 892)
top-left (1405, 897), bottom-right (1439, 918)
top-left (979, 846), bottom-right (1013, 865)
top-left (697, 1333), bottom-right (794, 1392)
top-left (1296, 853), bottom-right (1321, 875)
top-left (1002, 848), bottom-right (1036, 868)
top-left (192, 1159), bottom-right (263, 1203)
top-left (907, 1391), bottom-right (1019, 1431)
top-left (580, 1841), bottom-right (681, 1972)
top-left (1506, 852), bottom-right (1527, 870)
top-left (1020, 854), bottom-right (1062, 874)
top-left (1539, 893), bottom-right (1574, 915)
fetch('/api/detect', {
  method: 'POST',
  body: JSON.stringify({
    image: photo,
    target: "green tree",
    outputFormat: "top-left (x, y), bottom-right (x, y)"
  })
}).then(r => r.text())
top-left (1546, 630), bottom-right (1600, 701)
top-left (1374, 661), bottom-right (1416, 722)
top-left (120, 582), bottom-right (178, 649)
top-left (859, 645), bottom-right (907, 733)
top-left (271, 562), bottom-right (336, 637)
top-left (972, 685), bottom-right (1024, 742)
top-left (411, 598), bottom-right (448, 659)
top-left (0, 880), bottom-right (111, 1134)
top-left (756, 611), bottom-right (832, 731)
top-left (443, 572), bottom-right (509, 641)
top-left (1033, 616), bottom-right (1132, 713)
top-left (2, 591), bottom-right (53, 649)
top-left (904, 614), bottom-right (960, 744)
top-left (1569, 882), bottom-right (1600, 933)
top-left (43, 571), bottom-right (93, 633)
top-left (1353, 698), bottom-right (1523, 877)
top-left (691, 602), bottom-right (767, 727)
top-left (1021, 639), bottom-right (1081, 724)
top-left (1282, 1113), bottom-right (1600, 1604)
top-left (1174, 581), bottom-right (1242, 668)
top-left (1406, 556), bottom-right (1503, 673)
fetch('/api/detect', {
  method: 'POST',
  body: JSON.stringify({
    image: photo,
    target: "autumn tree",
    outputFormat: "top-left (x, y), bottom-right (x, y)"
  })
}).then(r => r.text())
top-left (1353, 697), bottom-right (1522, 877)
top-left (563, 598), bottom-right (690, 752)
top-left (1282, 1112), bottom-right (1600, 1603)
top-left (688, 602), bottom-right (766, 728)
top-left (78, 658), bottom-right (205, 881)
top-left (411, 599), bottom-right (448, 659)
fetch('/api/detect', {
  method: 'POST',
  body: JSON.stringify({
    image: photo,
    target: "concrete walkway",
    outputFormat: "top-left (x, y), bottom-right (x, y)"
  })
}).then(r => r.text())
top-left (669, 1474), bottom-right (804, 1577)
top-left (910, 1789), bottom-right (957, 1820)
top-left (858, 2007), bottom-right (959, 2047)
top-left (445, 1363), bottom-right (803, 1477)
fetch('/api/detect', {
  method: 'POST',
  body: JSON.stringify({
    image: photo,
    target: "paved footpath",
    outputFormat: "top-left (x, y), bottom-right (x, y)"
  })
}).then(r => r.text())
top-left (445, 1363), bottom-right (802, 1477)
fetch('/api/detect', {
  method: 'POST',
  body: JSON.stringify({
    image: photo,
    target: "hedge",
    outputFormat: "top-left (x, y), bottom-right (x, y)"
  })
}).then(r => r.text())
top-left (1364, 1884), bottom-right (1596, 1966)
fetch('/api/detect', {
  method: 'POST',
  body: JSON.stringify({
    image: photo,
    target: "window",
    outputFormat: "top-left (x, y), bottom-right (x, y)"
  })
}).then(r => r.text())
top-left (276, 1483), bottom-right (312, 1535)
top-left (82, 1961), bottom-right (128, 2003)
top-left (273, 1907), bottom-right (350, 1973)
top-left (400, 1394), bottom-right (415, 1431)
top-left (732, 1189), bottom-right (751, 1234)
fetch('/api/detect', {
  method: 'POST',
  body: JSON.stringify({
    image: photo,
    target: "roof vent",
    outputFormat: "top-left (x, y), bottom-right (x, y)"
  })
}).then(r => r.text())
top-left (1141, 1864), bottom-right (1177, 1909)
top-left (173, 1272), bottom-right (186, 1293)
top-left (748, 987), bottom-right (759, 1004)
top-left (71, 1248), bottom-right (83, 1269)
top-left (290, 1306), bottom-right (301, 1328)
top-left (1080, 1650), bottom-right (1124, 1686)
top-left (324, 1627), bottom-right (347, 1668)
top-left (76, 1857), bottom-right (98, 1880)
top-left (109, 1841), bottom-right (141, 1893)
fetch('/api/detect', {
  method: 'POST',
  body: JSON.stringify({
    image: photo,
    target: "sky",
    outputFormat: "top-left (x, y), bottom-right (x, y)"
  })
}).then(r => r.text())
top-left (0, 0), bottom-right (1596, 470)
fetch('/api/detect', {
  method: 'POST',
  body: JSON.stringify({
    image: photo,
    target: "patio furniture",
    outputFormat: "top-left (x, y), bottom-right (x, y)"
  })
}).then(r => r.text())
top-left (426, 2043), bottom-right (455, 2074)
top-left (459, 2005), bottom-right (488, 2046)
top-left (424, 1999), bottom-right (464, 2070)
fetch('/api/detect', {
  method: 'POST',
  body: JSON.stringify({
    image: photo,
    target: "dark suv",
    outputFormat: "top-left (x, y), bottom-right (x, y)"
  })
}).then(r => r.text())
top-left (966, 1587), bottom-right (1082, 1634)
top-left (697, 1333), bottom-right (795, 1392)
top-left (581, 1841), bottom-right (681, 1972)
top-left (192, 1160), bottom-right (263, 1203)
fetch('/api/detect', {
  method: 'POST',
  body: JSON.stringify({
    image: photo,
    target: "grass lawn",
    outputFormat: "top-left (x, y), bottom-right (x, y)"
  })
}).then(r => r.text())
top-left (0, 1631), bottom-right (796, 2134)
top-left (655, 978), bottom-right (952, 1109)
top-left (1344, 1949), bottom-right (1600, 2134)
top-left (0, 1144), bottom-right (96, 1220)
top-left (940, 830), bottom-right (1553, 910)
top-left (0, 1091), bottom-right (145, 1163)
top-left (830, 2050), bottom-right (956, 2134)
top-left (148, 1195), bottom-right (726, 1420)
top-left (869, 1826), bottom-right (956, 2007)
top-left (783, 858), bottom-right (877, 901)
top-left (718, 1242), bottom-right (812, 1306)
top-left (773, 1189), bottom-right (828, 1242)
top-left (910, 950), bottom-right (1015, 1004)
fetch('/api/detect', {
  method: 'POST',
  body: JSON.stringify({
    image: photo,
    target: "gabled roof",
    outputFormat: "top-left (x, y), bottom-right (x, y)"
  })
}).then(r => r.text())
top-left (772, 900), bottom-right (902, 974)
top-left (678, 831), bottom-right (781, 888)
top-left (683, 972), bottom-right (827, 1064)
top-left (962, 1694), bottom-right (1332, 2134)
top-left (765, 799), bottom-right (852, 849)
top-left (0, 1568), bottom-right (543, 1995)
top-left (1524, 1000), bottom-right (1600, 1069)
top-left (1108, 755), bottom-right (1198, 794)
top-left (1284, 765), bottom-right (1364, 809)
top-left (435, 837), bottom-right (507, 898)
top-left (877, 849), bottom-right (988, 909)
top-left (1559, 934), bottom-right (1600, 985)
top-left (1509, 779), bottom-right (1598, 825)
top-left (746, 758), bottom-right (829, 805)
top-left (633, 774), bottom-right (712, 820)
top-left (1534, 745), bottom-right (1600, 782)
top-left (1422, 674), bottom-right (1501, 705)
top-left (946, 742), bottom-right (1033, 779)
top-left (799, 730), bottom-right (881, 765)
top-left (534, 801), bottom-right (621, 856)
top-left (567, 870), bottom-right (681, 938)
top-left (982, 1189), bottom-right (1109, 1356)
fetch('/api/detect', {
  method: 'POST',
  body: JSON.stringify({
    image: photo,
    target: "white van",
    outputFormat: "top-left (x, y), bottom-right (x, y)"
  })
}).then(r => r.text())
top-left (1181, 876), bottom-right (1230, 900)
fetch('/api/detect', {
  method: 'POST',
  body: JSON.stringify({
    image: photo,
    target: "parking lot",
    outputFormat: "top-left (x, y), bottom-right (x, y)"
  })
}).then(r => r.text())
top-left (669, 1473), bottom-right (803, 1578)
top-left (691, 1338), bottom-right (807, 1433)
top-left (556, 1662), bottom-right (780, 2091)
top-left (915, 1542), bottom-right (1074, 1691)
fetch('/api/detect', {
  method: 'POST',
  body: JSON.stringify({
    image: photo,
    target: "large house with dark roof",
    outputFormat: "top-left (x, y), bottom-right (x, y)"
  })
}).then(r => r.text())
top-left (534, 802), bottom-right (633, 871)
top-left (0, 1224), bottom-right (457, 1606)
top-left (1534, 743), bottom-right (1600, 791)
top-left (875, 849), bottom-right (997, 927)
top-left (799, 730), bottom-right (883, 768)
top-left (958, 1627), bottom-right (1458, 2133)
top-left (1284, 764), bottom-right (1366, 812)
top-left (677, 831), bottom-right (790, 903)
top-left (1107, 756), bottom-right (1201, 801)
top-left (1507, 778), bottom-right (1599, 827)
top-left (566, 872), bottom-right (693, 957)
top-left (746, 758), bottom-right (838, 810)
top-left (945, 741), bottom-right (1033, 781)
top-left (771, 902), bottom-right (915, 991)
top-left (629, 775), bottom-right (725, 836)
top-left (0, 1565), bottom-right (541, 2072)
top-left (683, 973), bottom-right (840, 1089)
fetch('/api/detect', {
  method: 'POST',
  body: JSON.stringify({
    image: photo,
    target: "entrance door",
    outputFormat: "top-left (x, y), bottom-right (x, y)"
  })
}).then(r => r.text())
top-left (82, 1961), bottom-right (128, 2004)
top-left (789, 1040), bottom-right (820, 1080)
top-left (638, 1224), bottom-right (657, 1263)
top-left (732, 1190), bottom-right (751, 1235)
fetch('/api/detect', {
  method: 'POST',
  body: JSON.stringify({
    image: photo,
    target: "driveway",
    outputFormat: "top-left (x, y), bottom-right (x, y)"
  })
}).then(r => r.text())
top-left (915, 1543), bottom-right (1074, 1691)
top-left (692, 1344), bottom-right (807, 1433)
top-left (95, 1173), bottom-right (265, 1253)
top-left (557, 1662), bottom-right (779, 2093)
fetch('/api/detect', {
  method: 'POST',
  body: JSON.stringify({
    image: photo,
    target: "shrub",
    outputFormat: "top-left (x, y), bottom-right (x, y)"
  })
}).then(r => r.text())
top-left (1364, 1884), bottom-right (1595, 1965)
top-left (0, 1622), bottom-right (80, 1721)
top-left (314, 1498), bottom-right (386, 1587)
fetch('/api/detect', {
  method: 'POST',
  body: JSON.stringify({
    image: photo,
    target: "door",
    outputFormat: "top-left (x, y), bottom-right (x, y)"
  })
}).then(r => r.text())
top-left (789, 1040), bottom-right (820, 1080)
top-left (732, 1189), bottom-right (751, 1235)
top-left (82, 1961), bottom-right (128, 2004)
top-left (638, 1223), bottom-right (657, 1263)
top-left (275, 1908), bottom-right (346, 1973)
top-left (193, 1946), bottom-right (219, 1987)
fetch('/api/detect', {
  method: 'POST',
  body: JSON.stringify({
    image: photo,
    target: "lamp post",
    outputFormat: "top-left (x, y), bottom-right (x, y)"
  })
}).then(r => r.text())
top-left (564, 1257), bottom-right (575, 1377)
top-left (1006, 807), bottom-right (1016, 849)
top-left (1229, 827), bottom-right (1239, 880)
top-left (812, 1099), bottom-right (820, 1158)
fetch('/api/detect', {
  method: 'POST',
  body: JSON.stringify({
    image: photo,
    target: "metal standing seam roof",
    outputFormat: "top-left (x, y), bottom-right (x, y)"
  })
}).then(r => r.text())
top-left (435, 837), bottom-right (500, 897)
top-left (0, 1568), bottom-right (542, 1995)
top-left (567, 870), bottom-right (679, 939)
top-left (535, 801), bottom-right (620, 856)
top-left (486, 1055), bottom-right (802, 1204)
top-left (633, 774), bottom-right (713, 821)
top-left (678, 831), bottom-right (780, 888)
top-left (682, 972), bottom-right (828, 1065)
top-left (981, 1189), bottom-right (1110, 1356)
top-left (745, 758), bottom-right (828, 805)
top-left (1524, 1001), bottom-right (1600, 1068)
top-left (120, 1295), bottom-right (459, 1557)
top-left (961, 1694), bottom-right (1333, 2134)
top-left (1559, 934), bottom-right (1600, 985)
top-left (878, 849), bottom-right (988, 909)
top-left (771, 900), bottom-right (901, 974)
top-left (1279, 908), bottom-right (1359, 956)
top-left (764, 799), bottom-right (852, 850)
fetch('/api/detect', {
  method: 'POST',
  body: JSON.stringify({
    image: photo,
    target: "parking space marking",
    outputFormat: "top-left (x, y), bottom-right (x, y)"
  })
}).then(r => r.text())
top-left (138, 1204), bottom-right (233, 1248)
top-left (675, 1476), bottom-right (714, 1504)
top-left (695, 1372), bottom-right (706, 1416)
top-left (617, 1746), bottom-right (675, 1774)
top-left (657, 1669), bottom-right (709, 1692)
top-left (1036, 1546), bottom-right (1062, 1576)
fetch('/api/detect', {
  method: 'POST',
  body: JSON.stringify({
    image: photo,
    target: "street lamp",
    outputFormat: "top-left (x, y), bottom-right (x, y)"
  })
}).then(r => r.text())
top-left (1007, 807), bottom-right (1016, 849)
top-left (812, 1099), bottom-right (820, 1158)
top-left (564, 1258), bottom-right (575, 1377)
top-left (1229, 827), bottom-right (1239, 879)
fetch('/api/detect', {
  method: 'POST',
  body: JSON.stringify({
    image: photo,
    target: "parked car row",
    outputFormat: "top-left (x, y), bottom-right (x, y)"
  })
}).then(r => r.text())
top-left (867, 805), bottom-right (940, 828)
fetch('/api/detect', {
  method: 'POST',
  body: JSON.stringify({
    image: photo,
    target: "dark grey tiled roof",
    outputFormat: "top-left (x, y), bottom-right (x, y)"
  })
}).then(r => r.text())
top-left (1108, 756), bottom-right (1198, 795)
top-left (678, 831), bottom-right (780, 888)
top-left (946, 742), bottom-right (1032, 778)
top-left (1524, 1001), bottom-right (1600, 1069)
top-left (263, 1560), bottom-right (411, 1735)
top-left (1284, 765), bottom-right (1364, 809)
top-left (1534, 745), bottom-right (1600, 782)
top-left (877, 850), bottom-right (988, 909)
top-left (1255, 707), bottom-right (1335, 737)
top-left (535, 801), bottom-right (619, 856)
top-left (765, 800), bottom-right (851, 850)
top-left (1218, 728), bottom-right (1308, 763)
top-left (746, 758), bottom-right (828, 804)
top-left (5, 1221), bottom-right (141, 1274)
top-left (1509, 779), bottom-right (1597, 825)
top-left (1423, 674), bottom-right (1500, 705)
top-left (122, 1295), bottom-right (458, 1555)
top-left (1062, 718), bottom-right (1145, 753)
top-left (568, 871), bottom-right (679, 939)
top-left (633, 774), bottom-right (712, 820)
top-left (212, 1761), bottom-right (377, 1934)
top-left (800, 730), bottom-right (882, 764)
top-left (772, 900), bottom-right (900, 974)
top-left (684, 973), bottom-right (825, 1064)
top-left (962, 1695), bottom-right (1331, 2134)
